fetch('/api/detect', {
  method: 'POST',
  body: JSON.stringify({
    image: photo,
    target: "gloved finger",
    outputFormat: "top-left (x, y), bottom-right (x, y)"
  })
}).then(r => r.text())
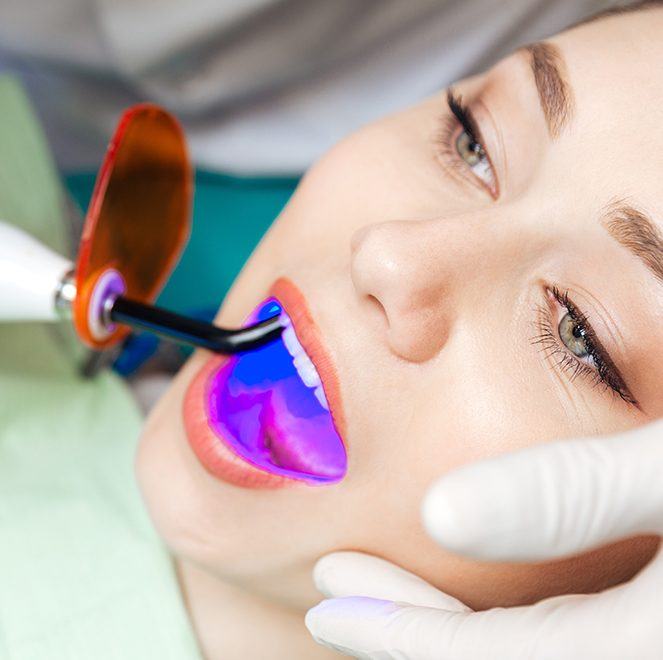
top-left (307, 550), bottom-right (663, 660)
top-left (313, 551), bottom-right (470, 611)
top-left (422, 419), bottom-right (663, 562)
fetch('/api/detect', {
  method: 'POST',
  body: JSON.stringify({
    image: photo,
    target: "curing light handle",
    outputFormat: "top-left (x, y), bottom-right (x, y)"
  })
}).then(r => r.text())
top-left (108, 297), bottom-right (283, 354)
top-left (0, 221), bottom-right (73, 322)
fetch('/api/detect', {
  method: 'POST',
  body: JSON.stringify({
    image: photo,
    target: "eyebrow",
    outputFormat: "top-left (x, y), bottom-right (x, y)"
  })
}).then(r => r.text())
top-left (602, 202), bottom-right (663, 284)
top-left (521, 42), bottom-right (574, 138)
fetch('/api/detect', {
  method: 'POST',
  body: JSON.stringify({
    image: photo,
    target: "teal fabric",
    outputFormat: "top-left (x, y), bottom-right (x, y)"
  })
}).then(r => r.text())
top-left (66, 170), bottom-right (299, 314)
top-left (0, 76), bottom-right (201, 659)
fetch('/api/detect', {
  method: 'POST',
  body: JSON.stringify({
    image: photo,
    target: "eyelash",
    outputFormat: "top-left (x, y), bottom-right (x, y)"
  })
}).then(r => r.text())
top-left (531, 286), bottom-right (637, 406)
top-left (436, 89), bottom-right (497, 197)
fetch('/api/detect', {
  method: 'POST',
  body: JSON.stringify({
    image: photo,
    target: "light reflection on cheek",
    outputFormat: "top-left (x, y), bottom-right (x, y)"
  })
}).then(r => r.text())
top-left (206, 299), bottom-right (347, 484)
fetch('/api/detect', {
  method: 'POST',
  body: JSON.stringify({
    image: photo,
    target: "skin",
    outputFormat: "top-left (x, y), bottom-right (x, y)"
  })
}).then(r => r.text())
top-left (137, 9), bottom-right (663, 659)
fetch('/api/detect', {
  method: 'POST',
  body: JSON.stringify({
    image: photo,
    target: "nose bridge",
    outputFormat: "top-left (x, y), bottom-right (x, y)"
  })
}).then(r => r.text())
top-left (352, 217), bottom-right (478, 362)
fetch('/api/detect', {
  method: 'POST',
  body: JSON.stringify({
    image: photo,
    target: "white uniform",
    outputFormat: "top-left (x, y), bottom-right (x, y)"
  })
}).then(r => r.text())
top-left (0, 0), bottom-right (614, 174)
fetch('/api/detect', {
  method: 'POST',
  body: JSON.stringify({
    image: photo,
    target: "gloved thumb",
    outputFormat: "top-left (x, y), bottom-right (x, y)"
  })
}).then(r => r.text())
top-left (422, 419), bottom-right (663, 562)
top-left (313, 551), bottom-right (470, 610)
top-left (307, 552), bottom-right (470, 657)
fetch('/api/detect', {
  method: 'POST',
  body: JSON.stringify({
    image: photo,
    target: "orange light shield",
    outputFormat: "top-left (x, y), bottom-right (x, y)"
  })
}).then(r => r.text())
top-left (73, 104), bottom-right (192, 349)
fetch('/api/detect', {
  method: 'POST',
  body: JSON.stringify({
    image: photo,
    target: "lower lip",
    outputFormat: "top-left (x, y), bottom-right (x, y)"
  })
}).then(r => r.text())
top-left (183, 278), bottom-right (347, 489)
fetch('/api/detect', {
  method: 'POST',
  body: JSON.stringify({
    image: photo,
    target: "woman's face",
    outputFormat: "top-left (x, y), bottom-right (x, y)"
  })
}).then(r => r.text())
top-left (137, 9), bottom-right (662, 611)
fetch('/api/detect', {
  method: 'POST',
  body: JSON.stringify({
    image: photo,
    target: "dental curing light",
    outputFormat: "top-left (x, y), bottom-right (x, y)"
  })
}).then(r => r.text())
top-left (0, 104), bottom-right (282, 354)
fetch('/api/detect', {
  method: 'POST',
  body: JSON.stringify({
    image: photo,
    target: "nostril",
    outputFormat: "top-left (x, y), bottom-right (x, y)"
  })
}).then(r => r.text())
top-left (366, 294), bottom-right (389, 330)
top-left (387, 311), bottom-right (448, 363)
top-left (350, 219), bottom-right (453, 363)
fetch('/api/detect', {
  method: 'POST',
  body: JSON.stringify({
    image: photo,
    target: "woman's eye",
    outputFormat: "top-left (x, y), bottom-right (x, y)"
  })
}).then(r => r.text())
top-left (532, 286), bottom-right (637, 407)
top-left (442, 89), bottom-right (498, 197)
top-left (558, 312), bottom-right (590, 360)
top-left (454, 129), bottom-right (495, 191)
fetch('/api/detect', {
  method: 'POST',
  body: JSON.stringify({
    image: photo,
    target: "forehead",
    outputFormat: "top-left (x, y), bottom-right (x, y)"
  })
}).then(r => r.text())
top-left (555, 9), bottom-right (663, 123)
top-left (555, 10), bottom-right (663, 197)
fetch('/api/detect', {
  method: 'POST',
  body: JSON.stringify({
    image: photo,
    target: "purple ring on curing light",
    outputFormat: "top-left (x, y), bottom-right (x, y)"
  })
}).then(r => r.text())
top-left (88, 268), bottom-right (126, 340)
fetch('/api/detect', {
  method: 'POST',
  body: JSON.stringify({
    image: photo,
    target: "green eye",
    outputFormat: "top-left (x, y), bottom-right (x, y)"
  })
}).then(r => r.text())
top-left (558, 312), bottom-right (589, 358)
top-left (455, 130), bottom-right (485, 166)
top-left (455, 130), bottom-right (494, 189)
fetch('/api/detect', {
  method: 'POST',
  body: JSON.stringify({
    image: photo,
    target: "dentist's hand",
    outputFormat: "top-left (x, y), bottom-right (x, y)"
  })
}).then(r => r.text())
top-left (305, 419), bottom-right (663, 659)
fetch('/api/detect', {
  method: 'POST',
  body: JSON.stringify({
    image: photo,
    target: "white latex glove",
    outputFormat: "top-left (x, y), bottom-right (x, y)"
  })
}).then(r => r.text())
top-left (305, 419), bottom-right (663, 659)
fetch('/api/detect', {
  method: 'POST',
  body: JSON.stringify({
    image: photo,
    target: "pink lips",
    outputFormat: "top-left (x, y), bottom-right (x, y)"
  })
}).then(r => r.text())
top-left (182, 278), bottom-right (347, 489)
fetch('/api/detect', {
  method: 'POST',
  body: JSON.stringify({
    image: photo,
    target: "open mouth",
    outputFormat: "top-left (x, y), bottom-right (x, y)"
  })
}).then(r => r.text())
top-left (184, 282), bottom-right (347, 488)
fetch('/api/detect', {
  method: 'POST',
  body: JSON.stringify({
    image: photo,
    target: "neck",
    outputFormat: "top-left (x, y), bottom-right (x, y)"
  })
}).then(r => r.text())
top-left (176, 559), bottom-right (336, 660)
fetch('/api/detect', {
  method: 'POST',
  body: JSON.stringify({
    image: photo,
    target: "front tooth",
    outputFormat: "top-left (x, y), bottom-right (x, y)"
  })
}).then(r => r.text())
top-left (294, 353), bottom-right (320, 388)
top-left (281, 318), bottom-right (325, 391)
top-left (302, 363), bottom-right (321, 388)
top-left (282, 325), bottom-right (302, 358)
top-left (279, 311), bottom-right (292, 327)
top-left (314, 385), bottom-right (329, 410)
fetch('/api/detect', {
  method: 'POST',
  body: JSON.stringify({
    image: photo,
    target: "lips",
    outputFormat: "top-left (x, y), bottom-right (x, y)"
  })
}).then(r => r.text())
top-left (183, 278), bottom-right (347, 488)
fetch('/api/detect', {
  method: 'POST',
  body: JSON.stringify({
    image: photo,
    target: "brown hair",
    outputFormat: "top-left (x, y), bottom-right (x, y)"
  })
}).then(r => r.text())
top-left (577, 0), bottom-right (663, 26)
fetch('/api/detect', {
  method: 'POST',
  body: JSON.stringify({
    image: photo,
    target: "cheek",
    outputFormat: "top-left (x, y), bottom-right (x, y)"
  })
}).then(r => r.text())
top-left (355, 391), bottom-right (659, 609)
top-left (354, 341), bottom-right (659, 608)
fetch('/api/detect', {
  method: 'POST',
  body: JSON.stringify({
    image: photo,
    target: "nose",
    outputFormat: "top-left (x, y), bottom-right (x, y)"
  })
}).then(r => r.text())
top-left (351, 219), bottom-right (458, 362)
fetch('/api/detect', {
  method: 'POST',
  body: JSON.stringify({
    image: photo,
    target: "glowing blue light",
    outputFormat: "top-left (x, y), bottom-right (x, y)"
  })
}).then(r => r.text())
top-left (207, 299), bottom-right (347, 484)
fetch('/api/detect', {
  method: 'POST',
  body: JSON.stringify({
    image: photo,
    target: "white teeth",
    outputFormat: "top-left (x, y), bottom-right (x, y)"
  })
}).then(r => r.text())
top-left (314, 385), bottom-right (329, 411)
top-left (279, 311), bottom-right (292, 327)
top-left (281, 325), bottom-right (301, 358)
top-left (280, 312), bottom-right (328, 405)
top-left (294, 353), bottom-right (320, 388)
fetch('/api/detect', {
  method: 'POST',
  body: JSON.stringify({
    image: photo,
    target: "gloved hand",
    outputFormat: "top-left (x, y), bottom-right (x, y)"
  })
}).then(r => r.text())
top-left (305, 419), bottom-right (663, 659)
